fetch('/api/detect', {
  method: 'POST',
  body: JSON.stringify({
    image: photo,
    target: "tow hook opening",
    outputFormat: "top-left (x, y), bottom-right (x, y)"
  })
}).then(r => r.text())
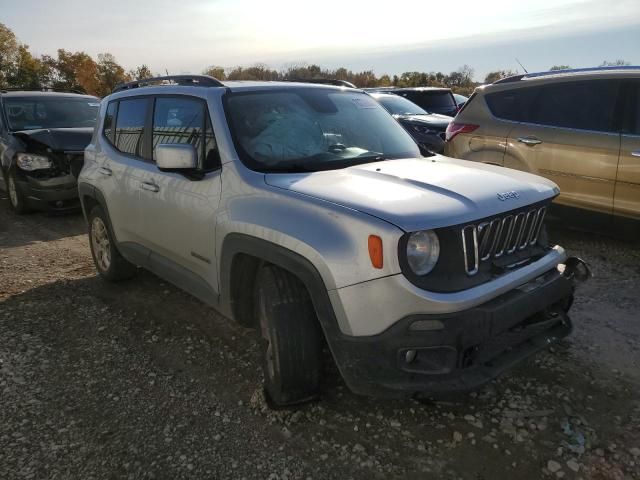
top-left (559, 257), bottom-right (592, 284)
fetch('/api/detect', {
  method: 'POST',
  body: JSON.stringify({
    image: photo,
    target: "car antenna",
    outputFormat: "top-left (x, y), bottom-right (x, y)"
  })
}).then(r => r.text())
top-left (515, 58), bottom-right (528, 74)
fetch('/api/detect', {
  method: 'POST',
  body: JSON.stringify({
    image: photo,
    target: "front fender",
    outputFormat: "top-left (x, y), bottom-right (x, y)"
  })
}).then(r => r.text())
top-left (215, 187), bottom-right (404, 293)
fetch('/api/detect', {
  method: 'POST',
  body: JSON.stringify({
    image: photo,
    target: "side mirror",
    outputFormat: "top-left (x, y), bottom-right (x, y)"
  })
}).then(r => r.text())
top-left (156, 144), bottom-right (198, 171)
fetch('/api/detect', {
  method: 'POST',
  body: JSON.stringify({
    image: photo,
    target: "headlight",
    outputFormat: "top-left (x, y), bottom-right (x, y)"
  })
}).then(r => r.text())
top-left (406, 230), bottom-right (440, 275)
top-left (16, 153), bottom-right (52, 171)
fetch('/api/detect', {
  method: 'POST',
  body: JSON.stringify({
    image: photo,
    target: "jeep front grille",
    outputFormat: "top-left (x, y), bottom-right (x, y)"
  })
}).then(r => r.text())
top-left (461, 206), bottom-right (546, 276)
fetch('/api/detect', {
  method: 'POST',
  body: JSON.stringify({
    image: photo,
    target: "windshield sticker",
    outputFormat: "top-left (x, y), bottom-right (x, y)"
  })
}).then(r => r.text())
top-left (88, 103), bottom-right (100, 107)
top-left (351, 97), bottom-right (378, 109)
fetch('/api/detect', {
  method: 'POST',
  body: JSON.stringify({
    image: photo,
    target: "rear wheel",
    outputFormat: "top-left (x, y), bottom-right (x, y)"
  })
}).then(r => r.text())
top-left (88, 205), bottom-right (136, 281)
top-left (6, 169), bottom-right (31, 214)
top-left (255, 264), bottom-right (323, 407)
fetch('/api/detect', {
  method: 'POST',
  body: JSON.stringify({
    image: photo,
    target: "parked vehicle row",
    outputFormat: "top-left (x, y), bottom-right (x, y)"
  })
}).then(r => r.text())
top-left (4, 71), bottom-right (615, 407)
top-left (366, 86), bottom-right (460, 117)
top-left (72, 75), bottom-right (588, 406)
top-left (445, 67), bottom-right (640, 231)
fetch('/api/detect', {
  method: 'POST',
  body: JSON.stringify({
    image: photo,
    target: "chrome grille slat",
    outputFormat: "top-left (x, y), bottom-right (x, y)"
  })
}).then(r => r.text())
top-left (519, 210), bottom-right (537, 250)
top-left (494, 215), bottom-right (514, 258)
top-left (460, 205), bottom-right (547, 276)
top-left (461, 225), bottom-right (479, 276)
top-left (529, 207), bottom-right (546, 245)
top-left (508, 213), bottom-right (526, 254)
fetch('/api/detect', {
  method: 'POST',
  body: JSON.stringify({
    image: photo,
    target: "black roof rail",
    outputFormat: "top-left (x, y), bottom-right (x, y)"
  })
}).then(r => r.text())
top-left (524, 65), bottom-right (640, 79)
top-left (363, 86), bottom-right (396, 91)
top-left (493, 74), bottom-right (526, 84)
top-left (112, 75), bottom-right (224, 94)
top-left (288, 78), bottom-right (357, 88)
top-left (493, 65), bottom-right (640, 84)
top-left (0, 86), bottom-right (87, 94)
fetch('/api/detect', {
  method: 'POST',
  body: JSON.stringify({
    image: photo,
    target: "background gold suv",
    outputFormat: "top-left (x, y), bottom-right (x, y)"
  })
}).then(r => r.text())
top-left (445, 67), bottom-right (640, 231)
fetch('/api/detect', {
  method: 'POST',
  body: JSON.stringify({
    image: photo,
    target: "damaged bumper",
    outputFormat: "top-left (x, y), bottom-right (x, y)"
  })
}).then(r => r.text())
top-left (325, 258), bottom-right (589, 398)
top-left (14, 171), bottom-right (80, 212)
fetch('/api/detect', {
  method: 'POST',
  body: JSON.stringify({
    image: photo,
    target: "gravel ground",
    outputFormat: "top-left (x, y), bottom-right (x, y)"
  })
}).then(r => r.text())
top-left (1, 189), bottom-right (639, 480)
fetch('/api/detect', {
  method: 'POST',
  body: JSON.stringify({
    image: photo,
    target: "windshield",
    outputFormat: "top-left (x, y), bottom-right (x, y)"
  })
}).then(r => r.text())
top-left (225, 89), bottom-right (420, 172)
top-left (3, 96), bottom-right (100, 131)
top-left (374, 94), bottom-right (429, 115)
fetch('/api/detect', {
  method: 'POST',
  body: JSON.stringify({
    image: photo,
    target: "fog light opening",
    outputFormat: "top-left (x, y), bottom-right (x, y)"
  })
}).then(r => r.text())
top-left (409, 319), bottom-right (445, 331)
top-left (55, 200), bottom-right (64, 208)
top-left (405, 349), bottom-right (417, 364)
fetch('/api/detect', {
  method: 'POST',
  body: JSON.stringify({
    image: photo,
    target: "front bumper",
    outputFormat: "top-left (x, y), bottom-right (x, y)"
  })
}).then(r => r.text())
top-left (15, 173), bottom-right (80, 212)
top-left (324, 260), bottom-right (581, 398)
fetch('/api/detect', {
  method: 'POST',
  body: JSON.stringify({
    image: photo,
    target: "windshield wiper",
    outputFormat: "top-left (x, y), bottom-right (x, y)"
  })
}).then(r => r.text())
top-left (262, 152), bottom-right (391, 174)
top-left (263, 163), bottom-right (319, 173)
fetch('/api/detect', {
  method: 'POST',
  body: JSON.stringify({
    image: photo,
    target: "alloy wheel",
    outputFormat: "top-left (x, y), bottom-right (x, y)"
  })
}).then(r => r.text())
top-left (7, 175), bottom-right (18, 208)
top-left (91, 217), bottom-right (111, 272)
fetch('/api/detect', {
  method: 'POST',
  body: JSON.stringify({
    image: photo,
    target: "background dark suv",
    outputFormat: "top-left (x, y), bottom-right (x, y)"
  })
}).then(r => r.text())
top-left (367, 87), bottom-right (459, 117)
top-left (369, 92), bottom-right (451, 153)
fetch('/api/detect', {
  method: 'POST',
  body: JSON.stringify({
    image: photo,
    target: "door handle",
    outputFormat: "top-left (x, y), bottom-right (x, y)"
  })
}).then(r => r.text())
top-left (98, 167), bottom-right (112, 176)
top-left (140, 181), bottom-right (160, 193)
top-left (517, 136), bottom-right (543, 146)
top-left (631, 151), bottom-right (640, 157)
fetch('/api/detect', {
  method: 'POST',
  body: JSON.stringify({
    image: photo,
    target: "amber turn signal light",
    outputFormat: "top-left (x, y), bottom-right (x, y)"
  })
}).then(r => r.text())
top-left (368, 235), bottom-right (383, 269)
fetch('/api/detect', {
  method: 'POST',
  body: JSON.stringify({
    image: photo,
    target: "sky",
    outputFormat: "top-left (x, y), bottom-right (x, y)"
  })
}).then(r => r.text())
top-left (2, 0), bottom-right (639, 80)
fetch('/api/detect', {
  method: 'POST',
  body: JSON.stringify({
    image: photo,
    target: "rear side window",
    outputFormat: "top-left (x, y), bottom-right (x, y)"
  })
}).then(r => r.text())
top-left (115, 98), bottom-right (148, 156)
top-left (457, 91), bottom-right (477, 115)
top-left (401, 91), bottom-right (456, 108)
top-left (530, 80), bottom-right (619, 133)
top-left (152, 96), bottom-right (219, 170)
top-left (630, 82), bottom-right (640, 135)
top-left (486, 80), bottom-right (620, 132)
top-left (485, 88), bottom-right (537, 122)
top-left (103, 102), bottom-right (117, 142)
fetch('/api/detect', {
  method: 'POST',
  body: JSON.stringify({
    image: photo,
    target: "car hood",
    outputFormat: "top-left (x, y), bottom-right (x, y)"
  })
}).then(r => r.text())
top-left (13, 127), bottom-right (94, 152)
top-left (395, 113), bottom-right (452, 128)
top-left (265, 156), bottom-right (559, 232)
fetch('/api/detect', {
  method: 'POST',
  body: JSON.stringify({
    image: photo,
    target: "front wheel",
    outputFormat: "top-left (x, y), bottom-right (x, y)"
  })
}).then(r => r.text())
top-left (88, 205), bottom-right (136, 281)
top-left (5, 169), bottom-right (31, 214)
top-left (255, 264), bottom-right (323, 407)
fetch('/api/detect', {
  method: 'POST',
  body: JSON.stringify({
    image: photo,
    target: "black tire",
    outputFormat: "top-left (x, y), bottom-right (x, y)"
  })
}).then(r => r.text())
top-left (5, 168), bottom-right (31, 214)
top-left (255, 264), bottom-right (323, 407)
top-left (88, 205), bottom-right (136, 281)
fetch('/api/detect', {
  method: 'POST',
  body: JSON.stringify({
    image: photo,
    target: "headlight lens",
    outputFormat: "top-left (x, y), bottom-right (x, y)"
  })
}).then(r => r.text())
top-left (16, 153), bottom-right (52, 171)
top-left (406, 230), bottom-right (440, 275)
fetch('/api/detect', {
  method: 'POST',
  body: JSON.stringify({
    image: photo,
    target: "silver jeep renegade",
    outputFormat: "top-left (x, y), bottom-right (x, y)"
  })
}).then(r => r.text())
top-left (79, 75), bottom-right (589, 406)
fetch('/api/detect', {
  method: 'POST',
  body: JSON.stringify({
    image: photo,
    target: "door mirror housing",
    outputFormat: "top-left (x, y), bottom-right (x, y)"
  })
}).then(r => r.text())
top-left (156, 144), bottom-right (198, 171)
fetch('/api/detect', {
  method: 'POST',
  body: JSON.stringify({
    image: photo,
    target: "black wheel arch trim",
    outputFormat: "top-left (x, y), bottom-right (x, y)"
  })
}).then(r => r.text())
top-left (219, 233), bottom-right (365, 391)
top-left (78, 182), bottom-right (119, 245)
top-left (219, 233), bottom-right (336, 323)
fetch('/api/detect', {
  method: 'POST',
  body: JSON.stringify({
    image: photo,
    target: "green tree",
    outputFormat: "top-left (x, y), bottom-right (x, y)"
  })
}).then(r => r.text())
top-left (378, 74), bottom-right (392, 87)
top-left (0, 23), bottom-right (19, 88)
top-left (129, 64), bottom-right (154, 80)
top-left (7, 44), bottom-right (49, 89)
top-left (446, 65), bottom-right (474, 89)
top-left (202, 65), bottom-right (226, 80)
top-left (51, 49), bottom-right (100, 94)
top-left (96, 53), bottom-right (129, 96)
top-left (600, 59), bottom-right (630, 66)
top-left (352, 70), bottom-right (378, 87)
top-left (484, 69), bottom-right (517, 84)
